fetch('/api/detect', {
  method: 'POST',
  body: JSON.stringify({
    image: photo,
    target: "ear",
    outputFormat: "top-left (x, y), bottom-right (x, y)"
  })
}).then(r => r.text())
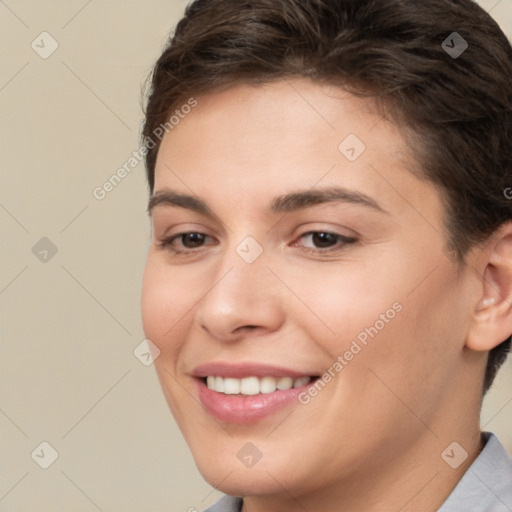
top-left (466, 222), bottom-right (512, 351)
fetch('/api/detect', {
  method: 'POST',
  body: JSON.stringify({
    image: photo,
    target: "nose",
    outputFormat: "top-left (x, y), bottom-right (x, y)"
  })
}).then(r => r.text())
top-left (195, 252), bottom-right (285, 342)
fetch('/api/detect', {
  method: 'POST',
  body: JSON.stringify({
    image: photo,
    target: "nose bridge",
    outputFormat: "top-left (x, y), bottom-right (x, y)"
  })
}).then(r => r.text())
top-left (195, 236), bottom-right (283, 339)
top-left (204, 243), bottom-right (273, 311)
top-left (213, 232), bottom-right (272, 295)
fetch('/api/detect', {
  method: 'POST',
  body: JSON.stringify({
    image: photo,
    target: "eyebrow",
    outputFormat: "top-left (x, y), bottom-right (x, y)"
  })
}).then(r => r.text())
top-left (147, 186), bottom-right (388, 217)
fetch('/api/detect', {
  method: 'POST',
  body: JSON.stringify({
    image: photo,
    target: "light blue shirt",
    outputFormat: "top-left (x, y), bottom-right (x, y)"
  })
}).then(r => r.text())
top-left (204, 432), bottom-right (512, 511)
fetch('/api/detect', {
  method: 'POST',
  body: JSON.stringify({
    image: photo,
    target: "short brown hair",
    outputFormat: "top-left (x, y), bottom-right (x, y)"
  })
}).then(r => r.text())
top-left (142, 0), bottom-right (512, 394)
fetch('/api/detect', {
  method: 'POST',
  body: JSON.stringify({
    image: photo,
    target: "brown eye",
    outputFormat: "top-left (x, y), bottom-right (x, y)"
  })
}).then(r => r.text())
top-left (296, 231), bottom-right (358, 253)
top-left (180, 233), bottom-right (207, 248)
top-left (310, 232), bottom-right (339, 248)
top-left (158, 232), bottom-right (215, 254)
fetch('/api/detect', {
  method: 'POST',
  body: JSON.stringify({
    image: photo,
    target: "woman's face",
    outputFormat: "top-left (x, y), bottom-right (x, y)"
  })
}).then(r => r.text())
top-left (141, 79), bottom-right (479, 500)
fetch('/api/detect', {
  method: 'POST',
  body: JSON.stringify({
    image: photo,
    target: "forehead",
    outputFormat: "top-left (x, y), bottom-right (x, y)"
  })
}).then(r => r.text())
top-left (152, 79), bottom-right (442, 223)
top-left (158, 79), bottom-right (403, 161)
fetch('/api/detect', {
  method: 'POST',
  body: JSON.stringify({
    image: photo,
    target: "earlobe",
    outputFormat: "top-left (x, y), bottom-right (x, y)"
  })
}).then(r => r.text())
top-left (466, 225), bottom-right (512, 352)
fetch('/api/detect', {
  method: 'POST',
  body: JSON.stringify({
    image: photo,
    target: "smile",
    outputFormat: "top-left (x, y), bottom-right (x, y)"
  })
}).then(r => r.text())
top-left (193, 363), bottom-right (320, 424)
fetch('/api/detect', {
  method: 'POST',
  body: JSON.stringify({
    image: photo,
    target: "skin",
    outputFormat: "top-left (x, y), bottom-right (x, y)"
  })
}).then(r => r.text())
top-left (141, 78), bottom-right (512, 512)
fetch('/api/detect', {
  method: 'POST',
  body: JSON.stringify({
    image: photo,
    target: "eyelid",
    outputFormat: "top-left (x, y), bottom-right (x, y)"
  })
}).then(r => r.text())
top-left (152, 219), bottom-right (216, 239)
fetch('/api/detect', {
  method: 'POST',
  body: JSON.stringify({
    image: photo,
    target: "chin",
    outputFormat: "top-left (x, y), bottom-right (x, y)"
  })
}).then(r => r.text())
top-left (198, 461), bottom-right (293, 498)
top-left (191, 440), bottom-right (314, 499)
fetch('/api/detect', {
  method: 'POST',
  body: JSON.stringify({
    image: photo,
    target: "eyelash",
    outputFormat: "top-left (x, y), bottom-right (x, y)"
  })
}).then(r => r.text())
top-left (157, 231), bottom-right (358, 256)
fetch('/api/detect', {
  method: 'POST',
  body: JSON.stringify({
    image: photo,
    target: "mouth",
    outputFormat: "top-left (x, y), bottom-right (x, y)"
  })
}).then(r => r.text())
top-left (192, 363), bottom-right (320, 424)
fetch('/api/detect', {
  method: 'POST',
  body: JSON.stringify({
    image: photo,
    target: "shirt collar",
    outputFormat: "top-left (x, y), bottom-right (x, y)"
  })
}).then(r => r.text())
top-left (438, 432), bottom-right (512, 511)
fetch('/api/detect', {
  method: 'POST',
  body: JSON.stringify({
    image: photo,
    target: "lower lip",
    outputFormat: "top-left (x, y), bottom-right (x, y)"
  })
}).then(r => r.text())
top-left (196, 379), bottom-right (312, 424)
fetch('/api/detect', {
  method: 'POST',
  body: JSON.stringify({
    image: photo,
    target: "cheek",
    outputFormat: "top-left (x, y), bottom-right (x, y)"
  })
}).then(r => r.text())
top-left (287, 262), bottom-right (403, 358)
top-left (141, 264), bottom-right (168, 347)
top-left (292, 257), bottom-right (463, 389)
top-left (141, 257), bottom-right (203, 425)
top-left (141, 256), bottom-right (193, 351)
top-left (345, 266), bottom-right (466, 410)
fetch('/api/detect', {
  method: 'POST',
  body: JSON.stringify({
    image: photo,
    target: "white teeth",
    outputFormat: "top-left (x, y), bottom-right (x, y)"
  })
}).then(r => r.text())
top-left (223, 378), bottom-right (240, 395)
top-left (214, 376), bottom-right (224, 392)
top-left (205, 375), bottom-right (312, 395)
top-left (260, 376), bottom-right (277, 394)
top-left (276, 376), bottom-right (293, 391)
top-left (240, 377), bottom-right (260, 395)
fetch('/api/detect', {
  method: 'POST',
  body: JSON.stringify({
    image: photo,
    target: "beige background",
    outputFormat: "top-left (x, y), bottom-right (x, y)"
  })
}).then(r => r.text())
top-left (1, 1), bottom-right (511, 511)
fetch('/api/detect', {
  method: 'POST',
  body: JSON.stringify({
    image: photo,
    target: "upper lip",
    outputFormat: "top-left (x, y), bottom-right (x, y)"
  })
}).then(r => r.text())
top-left (192, 362), bottom-right (316, 379)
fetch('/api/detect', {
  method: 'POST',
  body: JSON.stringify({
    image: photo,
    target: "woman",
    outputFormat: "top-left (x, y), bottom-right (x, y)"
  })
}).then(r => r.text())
top-left (141, 0), bottom-right (512, 510)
